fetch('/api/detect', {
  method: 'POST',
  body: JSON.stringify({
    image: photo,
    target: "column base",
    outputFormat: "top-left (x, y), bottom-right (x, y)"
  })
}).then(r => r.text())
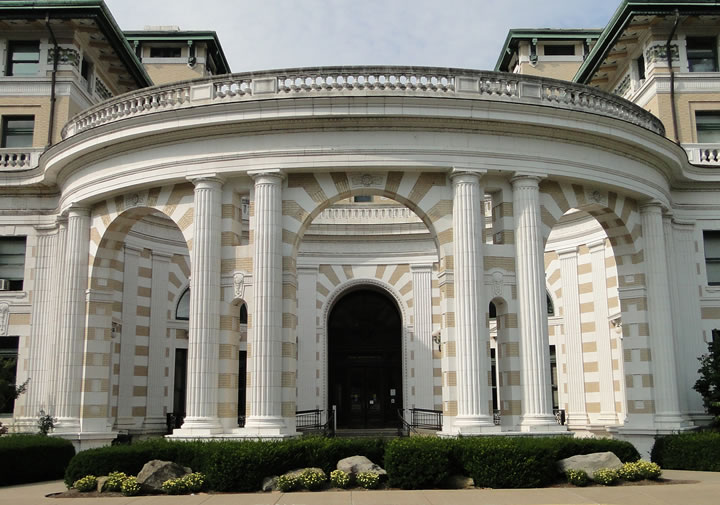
top-left (520, 414), bottom-right (566, 432)
top-left (653, 412), bottom-right (691, 430)
top-left (594, 412), bottom-right (620, 426)
top-left (168, 416), bottom-right (223, 438)
top-left (453, 415), bottom-right (501, 434)
top-left (567, 412), bottom-right (590, 430)
top-left (52, 417), bottom-right (81, 433)
top-left (142, 417), bottom-right (169, 434)
top-left (239, 415), bottom-right (293, 437)
top-left (49, 431), bottom-right (118, 452)
top-left (11, 417), bottom-right (39, 433)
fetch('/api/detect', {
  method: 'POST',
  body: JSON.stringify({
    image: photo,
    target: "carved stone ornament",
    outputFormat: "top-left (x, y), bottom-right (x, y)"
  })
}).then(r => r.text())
top-left (586, 188), bottom-right (608, 206)
top-left (492, 271), bottom-right (504, 296)
top-left (233, 272), bottom-right (246, 299)
top-left (350, 173), bottom-right (383, 188)
top-left (0, 302), bottom-right (9, 336)
top-left (124, 192), bottom-right (146, 208)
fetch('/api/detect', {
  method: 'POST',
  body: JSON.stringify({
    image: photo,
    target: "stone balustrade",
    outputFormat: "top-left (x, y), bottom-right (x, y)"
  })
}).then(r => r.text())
top-left (61, 66), bottom-right (665, 139)
top-left (314, 205), bottom-right (421, 224)
top-left (0, 148), bottom-right (43, 170)
top-left (684, 144), bottom-right (720, 166)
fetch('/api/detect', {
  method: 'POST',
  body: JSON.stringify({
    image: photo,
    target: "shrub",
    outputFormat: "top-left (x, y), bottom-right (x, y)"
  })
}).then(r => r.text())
top-left (330, 469), bottom-right (351, 488)
top-left (37, 410), bottom-right (56, 435)
top-left (162, 477), bottom-right (188, 495)
top-left (73, 475), bottom-right (97, 492)
top-left (183, 472), bottom-right (206, 493)
top-left (300, 469), bottom-right (327, 491)
top-left (618, 461), bottom-right (644, 482)
top-left (0, 434), bottom-right (75, 486)
top-left (565, 469), bottom-right (588, 486)
top-left (356, 472), bottom-right (380, 489)
top-left (120, 476), bottom-right (141, 496)
top-left (635, 460), bottom-right (661, 480)
top-left (593, 468), bottom-right (620, 486)
top-left (276, 474), bottom-right (301, 492)
top-left (651, 431), bottom-right (720, 471)
top-left (103, 471), bottom-right (128, 492)
top-left (385, 437), bottom-right (452, 489)
top-left (694, 338), bottom-right (720, 423)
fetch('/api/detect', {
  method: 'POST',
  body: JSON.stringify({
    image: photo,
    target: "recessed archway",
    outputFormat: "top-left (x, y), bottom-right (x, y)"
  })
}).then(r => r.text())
top-left (328, 287), bottom-right (403, 429)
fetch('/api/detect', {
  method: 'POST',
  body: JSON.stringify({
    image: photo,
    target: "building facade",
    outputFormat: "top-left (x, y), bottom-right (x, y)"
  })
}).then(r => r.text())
top-left (1, 1), bottom-right (719, 453)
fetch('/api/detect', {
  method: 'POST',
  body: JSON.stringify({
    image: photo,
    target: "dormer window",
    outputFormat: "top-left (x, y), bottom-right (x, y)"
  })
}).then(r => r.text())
top-left (150, 47), bottom-right (181, 58)
top-left (6, 41), bottom-right (40, 76)
top-left (543, 44), bottom-right (575, 56)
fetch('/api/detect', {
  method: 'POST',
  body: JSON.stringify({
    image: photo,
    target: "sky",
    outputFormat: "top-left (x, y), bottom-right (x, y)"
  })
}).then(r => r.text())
top-left (104, 0), bottom-right (621, 73)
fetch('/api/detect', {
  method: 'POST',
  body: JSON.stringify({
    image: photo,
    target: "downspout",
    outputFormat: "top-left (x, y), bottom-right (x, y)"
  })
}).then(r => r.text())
top-left (45, 14), bottom-right (59, 149)
top-left (667, 9), bottom-right (680, 144)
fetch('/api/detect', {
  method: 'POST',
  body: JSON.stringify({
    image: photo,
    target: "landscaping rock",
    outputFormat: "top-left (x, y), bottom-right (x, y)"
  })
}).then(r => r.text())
top-left (262, 476), bottom-right (278, 492)
top-left (96, 476), bottom-right (109, 492)
top-left (558, 452), bottom-right (623, 479)
top-left (337, 456), bottom-right (387, 477)
top-left (440, 474), bottom-right (474, 489)
top-left (136, 460), bottom-right (192, 492)
top-left (283, 467), bottom-right (325, 479)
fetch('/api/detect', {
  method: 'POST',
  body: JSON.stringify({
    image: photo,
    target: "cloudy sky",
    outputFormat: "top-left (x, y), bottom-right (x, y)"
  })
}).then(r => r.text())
top-left (104, 0), bottom-right (620, 73)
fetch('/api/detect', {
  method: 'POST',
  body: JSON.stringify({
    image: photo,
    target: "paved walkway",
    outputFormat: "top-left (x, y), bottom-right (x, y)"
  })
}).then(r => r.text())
top-left (1, 470), bottom-right (719, 505)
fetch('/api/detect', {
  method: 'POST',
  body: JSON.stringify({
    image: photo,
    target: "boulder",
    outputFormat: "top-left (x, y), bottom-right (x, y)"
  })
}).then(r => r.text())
top-left (283, 467), bottom-right (325, 479)
top-left (262, 476), bottom-right (278, 492)
top-left (136, 460), bottom-right (191, 492)
top-left (558, 452), bottom-right (623, 480)
top-left (96, 476), bottom-right (109, 492)
top-left (337, 456), bottom-right (387, 477)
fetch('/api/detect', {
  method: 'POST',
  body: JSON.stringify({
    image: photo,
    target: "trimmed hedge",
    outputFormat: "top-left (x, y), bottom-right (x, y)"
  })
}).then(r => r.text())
top-left (651, 431), bottom-right (720, 471)
top-left (64, 435), bottom-right (640, 491)
top-left (0, 435), bottom-right (75, 486)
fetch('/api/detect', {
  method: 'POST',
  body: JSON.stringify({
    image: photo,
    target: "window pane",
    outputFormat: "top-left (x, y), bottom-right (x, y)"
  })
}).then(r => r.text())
top-left (544, 45), bottom-right (575, 56)
top-left (697, 113), bottom-right (720, 143)
top-left (8, 62), bottom-right (38, 76)
top-left (0, 237), bottom-right (26, 281)
top-left (687, 37), bottom-right (718, 72)
top-left (707, 261), bottom-right (720, 285)
top-left (11, 43), bottom-right (39, 61)
top-left (176, 288), bottom-right (190, 320)
top-left (705, 231), bottom-right (720, 257)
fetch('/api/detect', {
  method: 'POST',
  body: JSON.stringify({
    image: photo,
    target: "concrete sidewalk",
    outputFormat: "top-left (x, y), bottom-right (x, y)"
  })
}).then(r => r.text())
top-left (1, 470), bottom-right (719, 505)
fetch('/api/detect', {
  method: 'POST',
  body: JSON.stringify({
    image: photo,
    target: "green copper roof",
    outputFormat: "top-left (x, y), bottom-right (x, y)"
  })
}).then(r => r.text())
top-left (494, 29), bottom-right (603, 72)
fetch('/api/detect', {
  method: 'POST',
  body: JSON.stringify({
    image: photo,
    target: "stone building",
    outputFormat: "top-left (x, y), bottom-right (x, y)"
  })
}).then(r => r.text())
top-left (0, 0), bottom-right (719, 453)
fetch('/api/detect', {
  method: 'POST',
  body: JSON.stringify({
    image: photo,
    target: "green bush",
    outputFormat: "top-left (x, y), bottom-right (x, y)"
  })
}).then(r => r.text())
top-left (103, 471), bottom-right (128, 492)
top-left (120, 476), bottom-right (141, 496)
top-left (276, 474), bottom-right (301, 492)
top-left (161, 477), bottom-right (188, 495)
top-left (356, 472), bottom-right (380, 489)
top-left (300, 469), bottom-right (327, 491)
top-left (330, 469), bottom-right (351, 488)
top-left (0, 434), bottom-right (75, 486)
top-left (183, 472), bottom-right (206, 493)
top-left (385, 437), bottom-right (452, 489)
top-left (593, 468), bottom-right (620, 486)
top-left (73, 475), bottom-right (97, 492)
top-left (565, 469), bottom-right (588, 486)
top-left (618, 461), bottom-right (644, 481)
top-left (635, 460), bottom-right (662, 480)
top-left (652, 431), bottom-right (720, 471)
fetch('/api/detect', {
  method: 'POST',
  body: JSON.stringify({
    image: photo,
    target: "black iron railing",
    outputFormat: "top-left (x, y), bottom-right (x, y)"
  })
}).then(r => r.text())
top-left (493, 409), bottom-right (501, 425)
top-left (409, 408), bottom-right (443, 431)
top-left (166, 412), bottom-right (184, 434)
top-left (397, 409), bottom-right (416, 437)
top-left (554, 409), bottom-right (566, 425)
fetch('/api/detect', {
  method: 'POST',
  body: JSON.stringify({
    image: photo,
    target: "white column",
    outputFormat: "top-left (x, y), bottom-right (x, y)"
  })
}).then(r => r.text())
top-left (639, 202), bottom-right (684, 427)
top-left (18, 225), bottom-right (57, 428)
top-left (511, 175), bottom-right (558, 430)
top-left (244, 170), bottom-right (287, 434)
top-left (451, 168), bottom-right (496, 432)
top-left (411, 264), bottom-right (434, 410)
top-left (48, 216), bottom-right (67, 412)
top-left (116, 245), bottom-right (140, 430)
top-left (175, 177), bottom-right (224, 435)
top-left (54, 206), bottom-right (90, 432)
top-left (588, 239), bottom-right (618, 424)
top-left (557, 246), bottom-right (588, 428)
top-left (143, 250), bottom-right (172, 432)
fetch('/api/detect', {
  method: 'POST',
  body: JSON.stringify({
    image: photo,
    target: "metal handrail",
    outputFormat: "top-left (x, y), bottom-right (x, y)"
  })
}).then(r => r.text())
top-left (409, 407), bottom-right (443, 431)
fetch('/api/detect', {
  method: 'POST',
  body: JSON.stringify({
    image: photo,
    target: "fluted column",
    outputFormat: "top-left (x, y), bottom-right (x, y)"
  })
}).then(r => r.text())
top-left (411, 264), bottom-right (434, 410)
top-left (244, 169), bottom-right (286, 434)
top-left (48, 216), bottom-right (67, 412)
top-left (54, 206), bottom-right (90, 432)
top-left (557, 246), bottom-right (588, 428)
top-left (588, 239), bottom-right (618, 424)
top-left (511, 175), bottom-right (558, 429)
top-left (18, 225), bottom-right (58, 429)
top-left (451, 168), bottom-right (496, 432)
top-left (176, 177), bottom-right (223, 434)
top-left (640, 202), bottom-right (683, 427)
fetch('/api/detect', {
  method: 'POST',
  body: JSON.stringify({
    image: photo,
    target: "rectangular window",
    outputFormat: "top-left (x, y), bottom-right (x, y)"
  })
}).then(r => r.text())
top-left (150, 47), bottom-right (182, 58)
top-left (543, 44), bottom-right (575, 56)
top-left (696, 112), bottom-right (720, 143)
top-left (687, 37), bottom-right (718, 72)
top-left (550, 345), bottom-right (559, 410)
top-left (80, 58), bottom-right (93, 93)
top-left (6, 41), bottom-right (40, 76)
top-left (0, 336), bottom-right (20, 414)
top-left (490, 348), bottom-right (498, 411)
top-left (704, 230), bottom-right (720, 286)
top-left (354, 195), bottom-right (372, 203)
top-left (637, 54), bottom-right (646, 81)
top-left (1, 116), bottom-right (34, 148)
top-left (0, 237), bottom-right (26, 291)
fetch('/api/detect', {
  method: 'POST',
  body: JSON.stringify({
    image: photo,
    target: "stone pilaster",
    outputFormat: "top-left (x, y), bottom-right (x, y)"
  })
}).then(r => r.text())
top-left (243, 169), bottom-right (288, 435)
top-left (411, 264), bottom-right (434, 410)
top-left (47, 216), bottom-right (67, 412)
top-left (174, 177), bottom-right (224, 435)
top-left (639, 202), bottom-right (684, 427)
top-left (116, 245), bottom-right (141, 430)
top-left (450, 168), bottom-right (496, 432)
top-left (54, 206), bottom-right (90, 432)
top-left (511, 175), bottom-right (559, 430)
top-left (557, 246), bottom-right (588, 428)
top-left (588, 239), bottom-right (618, 424)
top-left (296, 265), bottom-right (319, 410)
top-left (143, 250), bottom-right (172, 432)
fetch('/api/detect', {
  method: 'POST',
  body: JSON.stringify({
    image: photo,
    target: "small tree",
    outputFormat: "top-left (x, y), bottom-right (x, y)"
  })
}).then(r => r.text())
top-left (694, 335), bottom-right (720, 425)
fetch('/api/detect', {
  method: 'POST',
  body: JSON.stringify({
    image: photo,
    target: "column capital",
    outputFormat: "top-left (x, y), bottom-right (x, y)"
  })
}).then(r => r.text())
top-left (449, 167), bottom-right (486, 183)
top-left (586, 238), bottom-right (607, 252)
top-left (510, 173), bottom-right (546, 187)
top-left (556, 245), bottom-right (579, 258)
top-left (123, 244), bottom-right (143, 255)
top-left (639, 199), bottom-right (666, 214)
top-left (151, 250), bottom-right (174, 262)
top-left (33, 223), bottom-right (59, 234)
top-left (187, 174), bottom-right (224, 189)
top-left (62, 203), bottom-right (90, 218)
top-left (672, 218), bottom-right (696, 229)
top-left (410, 263), bottom-right (433, 273)
top-left (248, 169), bottom-right (286, 183)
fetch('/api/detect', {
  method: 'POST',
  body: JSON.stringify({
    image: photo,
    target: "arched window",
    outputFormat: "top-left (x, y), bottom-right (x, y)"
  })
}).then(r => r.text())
top-left (546, 292), bottom-right (555, 316)
top-left (176, 288), bottom-right (190, 320)
top-left (239, 303), bottom-right (248, 324)
top-left (489, 301), bottom-right (497, 319)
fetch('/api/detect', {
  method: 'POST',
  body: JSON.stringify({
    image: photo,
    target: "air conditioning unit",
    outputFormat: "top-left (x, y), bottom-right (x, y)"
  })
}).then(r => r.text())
top-left (0, 279), bottom-right (10, 291)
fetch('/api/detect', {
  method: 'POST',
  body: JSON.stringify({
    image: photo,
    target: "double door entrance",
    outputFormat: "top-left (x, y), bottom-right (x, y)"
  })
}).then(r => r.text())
top-left (328, 289), bottom-right (402, 429)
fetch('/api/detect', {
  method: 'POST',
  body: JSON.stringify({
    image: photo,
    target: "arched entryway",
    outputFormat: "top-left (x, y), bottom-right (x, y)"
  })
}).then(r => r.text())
top-left (328, 288), bottom-right (402, 429)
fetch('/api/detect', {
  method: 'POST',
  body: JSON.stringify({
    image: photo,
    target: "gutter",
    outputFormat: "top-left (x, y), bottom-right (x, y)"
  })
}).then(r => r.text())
top-left (666, 9), bottom-right (680, 144)
top-left (45, 13), bottom-right (59, 149)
